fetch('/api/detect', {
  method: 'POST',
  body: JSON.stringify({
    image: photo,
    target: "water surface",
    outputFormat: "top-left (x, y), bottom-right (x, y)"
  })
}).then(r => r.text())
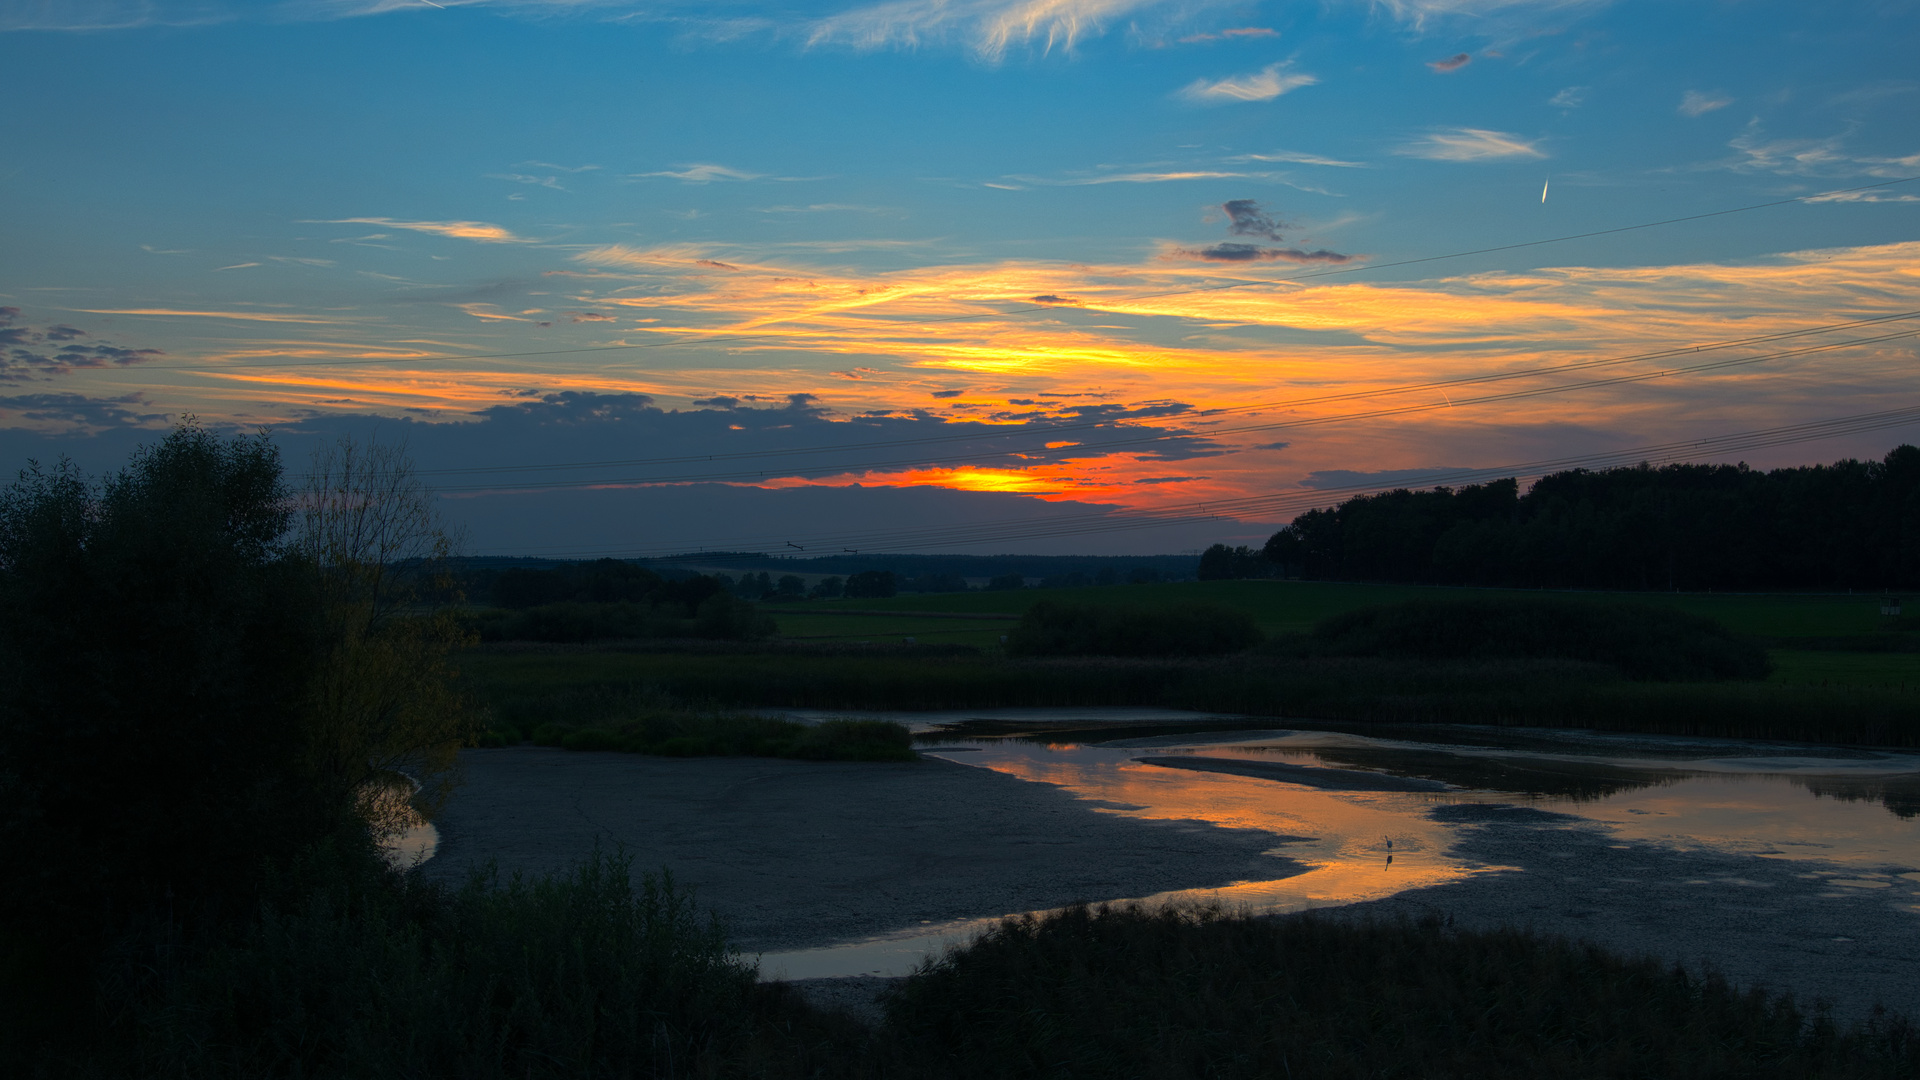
top-left (760, 711), bottom-right (1920, 979)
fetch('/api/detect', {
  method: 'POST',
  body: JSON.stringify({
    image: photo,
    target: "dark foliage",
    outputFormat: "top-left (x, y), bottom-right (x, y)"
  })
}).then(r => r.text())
top-left (0, 428), bottom-right (333, 1041)
top-left (488, 558), bottom-right (663, 608)
top-left (872, 904), bottom-right (1919, 1079)
top-left (1007, 599), bottom-right (1263, 657)
top-left (470, 593), bottom-right (772, 644)
top-left (139, 847), bottom-right (857, 1080)
top-left (526, 712), bottom-right (917, 762)
top-left (462, 644), bottom-right (1920, 746)
top-left (1297, 597), bottom-right (1773, 681)
top-left (1197, 542), bottom-right (1277, 581)
top-left (985, 573), bottom-right (1027, 590)
top-left (844, 569), bottom-right (898, 599)
top-left (900, 571), bottom-right (969, 593)
top-left (1265, 446), bottom-right (1920, 589)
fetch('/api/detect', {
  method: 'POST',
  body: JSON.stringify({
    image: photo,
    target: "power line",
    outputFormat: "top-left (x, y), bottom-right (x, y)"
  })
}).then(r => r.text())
top-left (478, 404), bottom-right (1920, 558)
top-left (141, 174), bottom-right (1919, 373)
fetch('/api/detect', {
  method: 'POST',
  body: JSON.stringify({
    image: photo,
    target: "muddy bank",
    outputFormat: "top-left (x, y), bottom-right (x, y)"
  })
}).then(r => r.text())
top-left (1338, 801), bottom-right (1920, 1020)
top-left (424, 747), bottom-right (1303, 953)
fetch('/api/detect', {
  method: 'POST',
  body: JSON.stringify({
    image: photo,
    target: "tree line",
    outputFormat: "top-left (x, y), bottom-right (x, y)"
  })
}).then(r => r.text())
top-left (1206, 445), bottom-right (1920, 590)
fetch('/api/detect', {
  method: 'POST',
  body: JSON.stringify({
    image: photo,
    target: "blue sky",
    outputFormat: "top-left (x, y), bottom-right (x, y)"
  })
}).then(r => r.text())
top-left (3, 0), bottom-right (1917, 554)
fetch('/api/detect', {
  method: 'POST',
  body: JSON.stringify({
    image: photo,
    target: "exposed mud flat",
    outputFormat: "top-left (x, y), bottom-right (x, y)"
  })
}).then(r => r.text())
top-left (426, 715), bottom-right (1920, 1021)
top-left (424, 747), bottom-right (1302, 953)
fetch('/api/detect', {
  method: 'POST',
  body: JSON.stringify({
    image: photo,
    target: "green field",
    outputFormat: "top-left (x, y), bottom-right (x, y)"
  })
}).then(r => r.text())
top-left (768, 581), bottom-right (1911, 661)
top-left (454, 582), bottom-right (1920, 748)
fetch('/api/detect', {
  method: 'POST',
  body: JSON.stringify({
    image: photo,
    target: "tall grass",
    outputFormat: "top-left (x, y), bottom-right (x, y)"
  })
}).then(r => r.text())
top-left (869, 903), bottom-right (1920, 1079)
top-left (1007, 599), bottom-right (1262, 658)
top-left (134, 848), bottom-right (854, 1079)
top-left (1296, 596), bottom-right (1773, 680)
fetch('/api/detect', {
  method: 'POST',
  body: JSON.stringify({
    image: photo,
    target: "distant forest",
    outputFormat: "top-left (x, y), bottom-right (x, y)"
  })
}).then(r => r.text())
top-left (1242, 445), bottom-right (1920, 591)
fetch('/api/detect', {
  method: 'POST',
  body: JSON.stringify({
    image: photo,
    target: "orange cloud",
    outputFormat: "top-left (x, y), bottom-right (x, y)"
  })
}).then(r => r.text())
top-left (61, 238), bottom-right (1920, 518)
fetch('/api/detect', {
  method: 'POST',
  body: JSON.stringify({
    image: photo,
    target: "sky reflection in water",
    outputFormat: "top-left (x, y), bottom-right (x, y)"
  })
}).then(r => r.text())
top-left (760, 718), bottom-right (1920, 979)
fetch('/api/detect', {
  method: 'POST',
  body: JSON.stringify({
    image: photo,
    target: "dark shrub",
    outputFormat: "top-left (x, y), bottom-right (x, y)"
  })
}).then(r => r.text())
top-left (874, 903), bottom-right (1915, 1079)
top-left (143, 850), bottom-right (797, 1080)
top-left (1309, 597), bottom-right (1772, 681)
top-left (985, 573), bottom-right (1025, 590)
top-left (845, 569), bottom-right (897, 599)
top-left (1007, 599), bottom-right (1263, 657)
top-left (560, 728), bottom-right (623, 751)
top-left (490, 559), bottom-right (662, 608)
top-left (792, 718), bottom-right (916, 761)
top-left (694, 593), bottom-right (775, 639)
top-left (472, 596), bottom-right (770, 643)
top-left (539, 711), bottom-right (916, 762)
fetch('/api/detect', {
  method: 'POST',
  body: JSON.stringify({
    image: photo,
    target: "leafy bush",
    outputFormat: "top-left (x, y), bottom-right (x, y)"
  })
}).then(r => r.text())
top-left (1302, 597), bottom-right (1772, 681)
top-left (1007, 599), bottom-right (1263, 657)
top-left (872, 903), bottom-right (1919, 1079)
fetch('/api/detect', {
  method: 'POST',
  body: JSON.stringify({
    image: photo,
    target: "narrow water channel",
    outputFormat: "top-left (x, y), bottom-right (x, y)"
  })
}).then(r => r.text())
top-left (759, 713), bottom-right (1920, 980)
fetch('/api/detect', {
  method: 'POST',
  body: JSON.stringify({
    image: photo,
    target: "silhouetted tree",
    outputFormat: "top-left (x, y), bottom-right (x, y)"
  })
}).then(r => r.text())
top-left (1257, 449), bottom-right (1920, 590)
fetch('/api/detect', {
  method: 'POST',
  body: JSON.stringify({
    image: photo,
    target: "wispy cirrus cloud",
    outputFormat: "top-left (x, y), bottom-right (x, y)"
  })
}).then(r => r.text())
top-left (1178, 62), bottom-right (1318, 104)
top-left (75, 307), bottom-right (353, 324)
top-left (1804, 189), bottom-right (1920, 204)
top-left (632, 163), bottom-right (765, 183)
top-left (1678, 90), bottom-right (1734, 117)
top-left (1726, 124), bottom-right (1920, 178)
top-left (1396, 127), bottom-right (1545, 161)
top-left (1008, 169), bottom-right (1276, 185)
top-left (1230, 150), bottom-right (1367, 168)
top-left (803, 0), bottom-right (1230, 60)
top-left (316, 217), bottom-right (529, 242)
top-left (1427, 52), bottom-right (1471, 72)
top-left (1178, 26), bottom-right (1278, 44)
top-left (7, 0), bottom-right (1610, 43)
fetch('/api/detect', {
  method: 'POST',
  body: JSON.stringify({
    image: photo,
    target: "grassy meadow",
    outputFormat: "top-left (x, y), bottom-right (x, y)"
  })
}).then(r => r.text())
top-left (457, 580), bottom-right (1920, 749)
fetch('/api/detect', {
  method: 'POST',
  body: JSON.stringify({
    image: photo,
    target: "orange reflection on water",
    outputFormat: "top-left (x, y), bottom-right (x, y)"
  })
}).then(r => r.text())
top-left (1550, 775), bottom-right (1920, 867)
top-left (943, 744), bottom-right (1498, 915)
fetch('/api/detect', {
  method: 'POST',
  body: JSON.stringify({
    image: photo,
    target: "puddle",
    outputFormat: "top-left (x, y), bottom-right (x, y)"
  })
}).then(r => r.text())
top-left (762, 710), bottom-right (1920, 980)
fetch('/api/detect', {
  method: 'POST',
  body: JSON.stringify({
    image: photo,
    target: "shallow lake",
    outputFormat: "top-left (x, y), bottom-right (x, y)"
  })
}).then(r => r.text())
top-left (759, 709), bottom-right (1920, 979)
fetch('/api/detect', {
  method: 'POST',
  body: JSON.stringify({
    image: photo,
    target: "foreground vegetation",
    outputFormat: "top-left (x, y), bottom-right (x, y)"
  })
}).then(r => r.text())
top-left (875, 903), bottom-right (1920, 1079)
top-left (57, 852), bottom-right (1920, 1078)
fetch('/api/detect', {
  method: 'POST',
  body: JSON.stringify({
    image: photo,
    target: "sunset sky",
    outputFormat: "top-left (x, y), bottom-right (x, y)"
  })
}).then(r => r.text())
top-left (3, 0), bottom-right (1918, 555)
